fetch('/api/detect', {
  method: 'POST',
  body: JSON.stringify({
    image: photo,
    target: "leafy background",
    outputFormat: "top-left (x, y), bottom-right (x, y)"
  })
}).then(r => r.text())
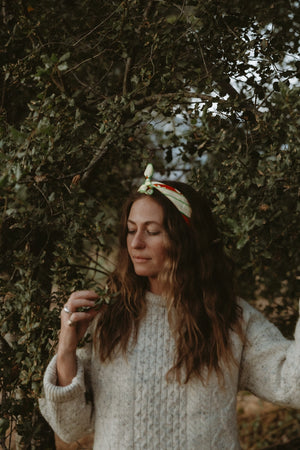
top-left (0, 0), bottom-right (299, 448)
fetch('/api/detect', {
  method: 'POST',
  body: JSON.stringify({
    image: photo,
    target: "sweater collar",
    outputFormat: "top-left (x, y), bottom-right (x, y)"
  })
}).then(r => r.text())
top-left (145, 291), bottom-right (166, 307)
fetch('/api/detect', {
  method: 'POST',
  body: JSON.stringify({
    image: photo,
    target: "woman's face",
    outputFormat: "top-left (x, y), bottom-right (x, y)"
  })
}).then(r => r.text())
top-left (127, 196), bottom-right (169, 294)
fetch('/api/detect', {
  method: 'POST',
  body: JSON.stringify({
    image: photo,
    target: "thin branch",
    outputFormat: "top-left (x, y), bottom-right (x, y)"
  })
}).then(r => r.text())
top-left (65, 50), bottom-right (107, 75)
top-left (0, 75), bottom-right (6, 110)
top-left (2, 0), bottom-right (6, 24)
top-left (123, 57), bottom-right (132, 96)
top-left (33, 183), bottom-right (54, 215)
top-left (66, 263), bottom-right (109, 276)
top-left (72, 7), bottom-right (120, 47)
top-left (258, 89), bottom-right (276, 109)
top-left (81, 133), bottom-right (113, 185)
top-left (122, 1), bottom-right (154, 95)
top-left (50, 72), bottom-right (64, 92)
top-left (223, 19), bottom-right (240, 39)
top-left (66, 88), bottom-right (228, 186)
top-left (199, 44), bottom-right (209, 77)
top-left (143, 0), bottom-right (154, 19)
top-left (81, 249), bottom-right (116, 269)
top-left (133, 91), bottom-right (222, 108)
top-left (71, 71), bottom-right (89, 88)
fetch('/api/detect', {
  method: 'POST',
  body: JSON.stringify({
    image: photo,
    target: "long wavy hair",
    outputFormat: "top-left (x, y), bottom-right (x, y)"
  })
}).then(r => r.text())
top-left (94, 181), bottom-right (245, 383)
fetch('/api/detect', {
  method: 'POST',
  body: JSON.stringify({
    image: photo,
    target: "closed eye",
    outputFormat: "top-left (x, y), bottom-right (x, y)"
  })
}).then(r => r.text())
top-left (127, 229), bottom-right (160, 236)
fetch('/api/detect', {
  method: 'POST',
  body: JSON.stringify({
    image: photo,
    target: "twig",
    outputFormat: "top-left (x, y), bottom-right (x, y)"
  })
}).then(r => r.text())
top-left (174, 0), bottom-right (186, 21)
top-left (123, 57), bottom-right (132, 96)
top-left (2, 0), bottom-right (6, 24)
top-left (133, 91), bottom-right (220, 108)
top-left (71, 71), bottom-right (89, 88)
top-left (1, 70), bottom-right (6, 109)
top-left (81, 249), bottom-right (116, 270)
top-left (79, 90), bottom-right (225, 185)
top-left (223, 19), bottom-right (239, 39)
top-left (65, 263), bottom-right (109, 276)
top-left (145, 1), bottom-right (154, 18)
top-left (65, 50), bottom-right (107, 75)
top-left (72, 7), bottom-right (120, 47)
top-left (81, 133), bottom-right (113, 185)
top-left (122, 0), bottom-right (153, 94)
top-left (33, 183), bottom-right (54, 215)
top-left (199, 44), bottom-right (209, 77)
top-left (193, 30), bottom-right (210, 77)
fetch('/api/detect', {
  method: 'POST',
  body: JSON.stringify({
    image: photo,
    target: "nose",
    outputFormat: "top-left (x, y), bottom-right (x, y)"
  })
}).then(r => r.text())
top-left (131, 230), bottom-right (146, 249)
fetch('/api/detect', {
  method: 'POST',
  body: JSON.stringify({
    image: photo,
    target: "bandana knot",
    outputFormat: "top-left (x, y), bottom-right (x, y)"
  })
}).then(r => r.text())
top-left (138, 164), bottom-right (192, 222)
top-left (138, 163), bottom-right (155, 194)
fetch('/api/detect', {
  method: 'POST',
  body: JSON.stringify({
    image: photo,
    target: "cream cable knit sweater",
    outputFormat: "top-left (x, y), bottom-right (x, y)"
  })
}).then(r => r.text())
top-left (39, 293), bottom-right (300, 449)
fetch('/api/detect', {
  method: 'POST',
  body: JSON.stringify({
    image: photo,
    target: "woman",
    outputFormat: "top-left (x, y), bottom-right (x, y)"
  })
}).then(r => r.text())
top-left (39, 164), bottom-right (300, 449)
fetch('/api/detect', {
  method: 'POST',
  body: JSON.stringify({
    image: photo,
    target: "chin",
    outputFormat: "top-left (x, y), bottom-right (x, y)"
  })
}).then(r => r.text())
top-left (133, 266), bottom-right (155, 278)
top-left (134, 269), bottom-right (151, 277)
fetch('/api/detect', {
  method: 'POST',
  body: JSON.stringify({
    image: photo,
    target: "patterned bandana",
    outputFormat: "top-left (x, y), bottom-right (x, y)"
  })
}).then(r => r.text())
top-left (137, 164), bottom-right (192, 222)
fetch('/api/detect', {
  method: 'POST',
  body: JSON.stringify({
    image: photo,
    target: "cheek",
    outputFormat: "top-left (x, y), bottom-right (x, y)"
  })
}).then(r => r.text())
top-left (126, 235), bottom-right (132, 250)
top-left (160, 238), bottom-right (172, 265)
top-left (157, 238), bottom-right (170, 262)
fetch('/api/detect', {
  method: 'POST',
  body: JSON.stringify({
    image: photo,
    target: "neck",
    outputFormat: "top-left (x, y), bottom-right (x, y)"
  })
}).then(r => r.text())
top-left (148, 277), bottom-right (164, 296)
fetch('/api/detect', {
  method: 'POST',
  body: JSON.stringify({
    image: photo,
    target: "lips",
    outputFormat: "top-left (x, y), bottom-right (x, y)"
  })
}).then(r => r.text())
top-left (132, 256), bottom-right (151, 262)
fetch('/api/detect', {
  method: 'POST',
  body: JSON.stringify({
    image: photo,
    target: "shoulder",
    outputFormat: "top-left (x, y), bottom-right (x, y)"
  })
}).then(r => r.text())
top-left (236, 297), bottom-right (287, 345)
top-left (237, 297), bottom-right (268, 324)
top-left (237, 297), bottom-right (259, 320)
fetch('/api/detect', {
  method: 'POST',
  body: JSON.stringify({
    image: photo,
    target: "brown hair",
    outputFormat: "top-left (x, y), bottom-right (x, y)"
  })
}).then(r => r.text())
top-left (94, 181), bottom-right (245, 383)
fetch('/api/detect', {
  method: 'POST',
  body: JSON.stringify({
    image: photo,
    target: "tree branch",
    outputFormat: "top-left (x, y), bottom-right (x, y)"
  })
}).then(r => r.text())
top-left (133, 91), bottom-right (223, 108)
top-left (65, 50), bottom-right (107, 75)
top-left (122, 0), bottom-right (154, 95)
top-left (81, 132), bottom-right (113, 186)
top-left (123, 56), bottom-right (132, 96)
top-left (79, 90), bottom-right (226, 185)
top-left (2, 0), bottom-right (6, 24)
top-left (72, 7), bottom-right (120, 47)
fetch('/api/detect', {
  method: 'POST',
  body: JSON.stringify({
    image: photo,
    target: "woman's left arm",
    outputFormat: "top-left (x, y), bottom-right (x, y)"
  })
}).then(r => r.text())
top-left (238, 299), bottom-right (300, 408)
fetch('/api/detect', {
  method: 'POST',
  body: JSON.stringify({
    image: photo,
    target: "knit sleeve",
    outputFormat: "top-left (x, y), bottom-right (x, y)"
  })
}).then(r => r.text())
top-left (38, 344), bottom-right (94, 444)
top-left (238, 299), bottom-right (300, 408)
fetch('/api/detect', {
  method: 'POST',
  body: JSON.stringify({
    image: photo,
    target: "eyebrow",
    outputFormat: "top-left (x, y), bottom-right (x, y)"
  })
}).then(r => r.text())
top-left (127, 219), bottom-right (162, 226)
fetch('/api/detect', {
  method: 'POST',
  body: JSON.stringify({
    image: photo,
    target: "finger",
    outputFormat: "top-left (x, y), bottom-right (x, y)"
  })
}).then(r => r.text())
top-left (69, 290), bottom-right (99, 300)
top-left (64, 298), bottom-right (97, 312)
top-left (61, 307), bottom-right (95, 330)
top-left (65, 291), bottom-right (99, 313)
top-left (66, 309), bottom-right (97, 327)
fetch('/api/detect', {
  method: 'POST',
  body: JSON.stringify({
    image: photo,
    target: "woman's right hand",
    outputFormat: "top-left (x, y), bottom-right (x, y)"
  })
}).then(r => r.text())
top-left (56, 290), bottom-right (99, 386)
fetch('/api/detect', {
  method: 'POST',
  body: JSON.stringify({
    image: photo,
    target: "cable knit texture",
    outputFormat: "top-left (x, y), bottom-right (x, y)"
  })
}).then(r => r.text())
top-left (39, 293), bottom-right (300, 449)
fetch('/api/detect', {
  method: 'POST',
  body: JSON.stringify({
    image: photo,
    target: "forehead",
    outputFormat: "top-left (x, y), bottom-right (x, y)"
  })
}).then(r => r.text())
top-left (128, 196), bottom-right (164, 224)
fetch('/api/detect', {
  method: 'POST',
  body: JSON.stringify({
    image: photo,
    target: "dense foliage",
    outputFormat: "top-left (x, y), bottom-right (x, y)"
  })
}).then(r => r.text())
top-left (0, 1), bottom-right (299, 447)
